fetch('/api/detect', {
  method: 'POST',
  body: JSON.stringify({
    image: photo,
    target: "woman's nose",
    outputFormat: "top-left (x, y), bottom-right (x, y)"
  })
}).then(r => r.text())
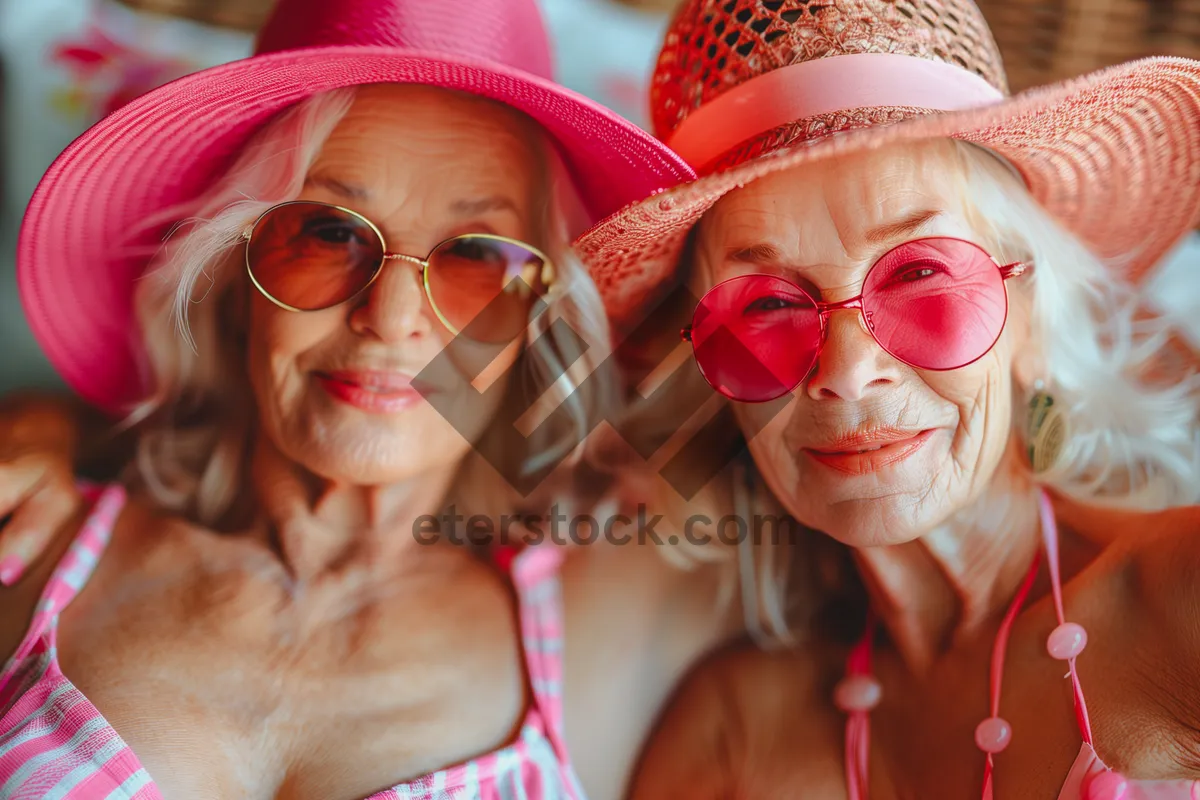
top-left (349, 260), bottom-right (435, 342)
top-left (805, 309), bottom-right (901, 401)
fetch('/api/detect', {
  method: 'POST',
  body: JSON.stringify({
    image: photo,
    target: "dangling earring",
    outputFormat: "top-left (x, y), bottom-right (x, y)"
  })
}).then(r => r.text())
top-left (1026, 380), bottom-right (1068, 474)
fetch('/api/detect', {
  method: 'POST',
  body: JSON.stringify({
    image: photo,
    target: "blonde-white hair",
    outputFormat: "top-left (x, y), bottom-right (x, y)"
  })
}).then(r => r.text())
top-left (120, 85), bottom-right (619, 526)
top-left (953, 139), bottom-right (1200, 510)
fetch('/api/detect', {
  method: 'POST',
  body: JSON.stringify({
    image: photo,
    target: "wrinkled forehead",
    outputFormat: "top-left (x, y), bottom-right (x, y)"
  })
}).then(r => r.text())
top-left (693, 139), bottom-right (1020, 275)
top-left (307, 84), bottom-right (552, 233)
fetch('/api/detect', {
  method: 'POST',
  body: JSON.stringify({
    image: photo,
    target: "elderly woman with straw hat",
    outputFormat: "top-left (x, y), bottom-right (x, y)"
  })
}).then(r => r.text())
top-left (570, 0), bottom-right (1200, 797)
top-left (0, 0), bottom-right (791, 796)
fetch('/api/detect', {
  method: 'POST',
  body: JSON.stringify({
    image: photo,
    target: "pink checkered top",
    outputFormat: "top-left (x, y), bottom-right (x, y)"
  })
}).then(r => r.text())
top-left (0, 483), bottom-right (585, 800)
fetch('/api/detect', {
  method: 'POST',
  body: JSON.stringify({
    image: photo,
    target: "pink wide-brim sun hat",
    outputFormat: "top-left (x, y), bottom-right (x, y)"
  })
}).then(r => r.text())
top-left (17, 0), bottom-right (696, 416)
top-left (575, 0), bottom-right (1200, 333)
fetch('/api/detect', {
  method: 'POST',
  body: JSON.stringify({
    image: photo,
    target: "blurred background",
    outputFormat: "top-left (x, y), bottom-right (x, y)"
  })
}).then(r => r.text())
top-left (1, 0), bottom-right (1197, 394)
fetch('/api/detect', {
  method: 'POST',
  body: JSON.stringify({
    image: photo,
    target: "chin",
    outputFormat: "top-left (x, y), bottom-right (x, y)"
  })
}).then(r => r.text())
top-left (289, 436), bottom-right (461, 485)
top-left (277, 405), bottom-right (470, 485)
top-left (812, 500), bottom-right (931, 548)
top-left (765, 468), bottom-right (952, 550)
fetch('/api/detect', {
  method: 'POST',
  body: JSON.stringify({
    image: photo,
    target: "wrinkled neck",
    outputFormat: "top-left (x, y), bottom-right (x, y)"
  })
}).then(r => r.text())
top-left (249, 434), bottom-right (461, 586)
top-left (851, 450), bottom-right (1042, 673)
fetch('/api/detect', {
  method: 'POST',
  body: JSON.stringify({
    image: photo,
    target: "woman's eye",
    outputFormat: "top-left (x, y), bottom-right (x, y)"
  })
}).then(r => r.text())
top-left (448, 239), bottom-right (503, 264)
top-left (303, 218), bottom-right (363, 245)
top-left (893, 262), bottom-right (944, 283)
top-left (745, 295), bottom-right (794, 313)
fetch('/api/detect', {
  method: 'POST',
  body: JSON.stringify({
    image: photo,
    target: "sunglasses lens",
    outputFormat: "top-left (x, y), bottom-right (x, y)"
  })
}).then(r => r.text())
top-left (691, 274), bottom-right (822, 402)
top-left (862, 238), bottom-right (1008, 370)
top-left (246, 203), bottom-right (384, 310)
top-left (426, 236), bottom-right (548, 343)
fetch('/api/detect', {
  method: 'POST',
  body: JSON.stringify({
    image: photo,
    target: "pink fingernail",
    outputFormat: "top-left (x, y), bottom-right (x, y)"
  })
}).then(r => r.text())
top-left (0, 555), bottom-right (23, 586)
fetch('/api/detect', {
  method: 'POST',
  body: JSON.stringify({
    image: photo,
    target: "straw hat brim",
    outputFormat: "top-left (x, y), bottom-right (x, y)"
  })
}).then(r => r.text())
top-left (17, 45), bottom-right (695, 415)
top-left (576, 56), bottom-right (1200, 332)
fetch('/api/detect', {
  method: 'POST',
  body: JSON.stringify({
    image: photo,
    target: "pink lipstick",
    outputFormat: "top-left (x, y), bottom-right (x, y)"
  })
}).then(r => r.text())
top-left (316, 370), bottom-right (421, 413)
top-left (804, 428), bottom-right (936, 476)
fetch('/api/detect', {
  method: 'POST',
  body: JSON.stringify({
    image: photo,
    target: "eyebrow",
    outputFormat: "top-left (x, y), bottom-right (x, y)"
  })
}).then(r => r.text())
top-left (304, 175), bottom-right (369, 200)
top-left (303, 177), bottom-right (519, 219)
top-left (725, 242), bottom-right (785, 265)
top-left (451, 195), bottom-right (520, 217)
top-left (862, 209), bottom-right (943, 245)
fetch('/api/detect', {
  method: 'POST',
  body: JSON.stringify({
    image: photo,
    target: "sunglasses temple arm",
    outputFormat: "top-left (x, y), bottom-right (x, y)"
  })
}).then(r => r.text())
top-left (999, 261), bottom-right (1029, 280)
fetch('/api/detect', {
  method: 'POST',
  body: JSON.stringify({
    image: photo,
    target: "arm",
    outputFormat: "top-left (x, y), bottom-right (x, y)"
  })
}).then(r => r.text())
top-left (0, 389), bottom-right (131, 585)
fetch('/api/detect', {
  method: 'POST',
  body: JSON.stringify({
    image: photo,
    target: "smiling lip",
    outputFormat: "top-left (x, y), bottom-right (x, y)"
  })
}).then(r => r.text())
top-left (804, 428), bottom-right (937, 476)
top-left (316, 370), bottom-right (422, 413)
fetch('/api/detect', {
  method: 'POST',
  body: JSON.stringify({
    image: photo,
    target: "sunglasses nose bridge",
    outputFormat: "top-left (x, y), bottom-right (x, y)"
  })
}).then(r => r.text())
top-left (383, 252), bottom-right (427, 268)
top-left (815, 294), bottom-right (866, 335)
top-left (819, 294), bottom-right (864, 314)
top-left (811, 293), bottom-right (880, 363)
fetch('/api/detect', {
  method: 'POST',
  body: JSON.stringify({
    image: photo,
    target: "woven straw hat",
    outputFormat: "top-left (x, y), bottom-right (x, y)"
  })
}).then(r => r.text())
top-left (575, 0), bottom-right (1200, 330)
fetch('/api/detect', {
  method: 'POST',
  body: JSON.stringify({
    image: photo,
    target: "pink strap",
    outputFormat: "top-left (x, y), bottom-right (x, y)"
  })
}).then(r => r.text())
top-left (845, 613), bottom-right (876, 800)
top-left (502, 544), bottom-right (576, 789)
top-left (982, 490), bottom-right (1093, 797)
top-left (980, 546), bottom-right (1042, 797)
top-left (665, 52), bottom-right (1005, 169)
top-left (0, 483), bottom-right (126, 690)
top-left (1038, 491), bottom-right (1094, 747)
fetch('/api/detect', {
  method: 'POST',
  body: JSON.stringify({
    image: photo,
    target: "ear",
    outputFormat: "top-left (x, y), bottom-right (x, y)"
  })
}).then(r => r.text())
top-left (1011, 338), bottom-right (1044, 393)
top-left (1006, 280), bottom-right (1043, 392)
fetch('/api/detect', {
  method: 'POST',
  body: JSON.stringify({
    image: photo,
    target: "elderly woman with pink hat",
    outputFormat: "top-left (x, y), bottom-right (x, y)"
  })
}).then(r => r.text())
top-left (0, 0), bottom-right (782, 796)
top-left (571, 0), bottom-right (1200, 797)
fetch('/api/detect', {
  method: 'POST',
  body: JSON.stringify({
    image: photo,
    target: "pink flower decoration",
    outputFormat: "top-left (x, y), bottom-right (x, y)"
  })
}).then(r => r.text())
top-left (48, 22), bottom-right (197, 121)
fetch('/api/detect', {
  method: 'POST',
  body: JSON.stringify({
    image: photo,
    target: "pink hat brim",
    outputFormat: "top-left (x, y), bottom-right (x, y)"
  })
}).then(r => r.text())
top-left (18, 45), bottom-right (695, 415)
top-left (578, 57), bottom-right (1200, 333)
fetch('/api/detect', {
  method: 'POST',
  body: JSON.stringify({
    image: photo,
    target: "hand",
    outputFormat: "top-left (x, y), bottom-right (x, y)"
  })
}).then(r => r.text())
top-left (0, 393), bottom-right (85, 586)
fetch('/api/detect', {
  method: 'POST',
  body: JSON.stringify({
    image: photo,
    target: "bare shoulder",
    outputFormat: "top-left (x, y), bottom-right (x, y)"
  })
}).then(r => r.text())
top-left (1121, 505), bottom-right (1200, 640)
top-left (630, 641), bottom-right (846, 800)
top-left (1054, 499), bottom-right (1200, 607)
top-left (0, 488), bottom-right (210, 661)
top-left (1079, 504), bottom-right (1200, 761)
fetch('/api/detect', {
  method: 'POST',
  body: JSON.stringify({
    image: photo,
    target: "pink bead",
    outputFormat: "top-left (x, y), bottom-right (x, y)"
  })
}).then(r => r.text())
top-left (974, 717), bottom-right (1012, 753)
top-left (1085, 770), bottom-right (1128, 800)
top-left (833, 675), bottom-right (882, 712)
top-left (1047, 622), bottom-right (1089, 660)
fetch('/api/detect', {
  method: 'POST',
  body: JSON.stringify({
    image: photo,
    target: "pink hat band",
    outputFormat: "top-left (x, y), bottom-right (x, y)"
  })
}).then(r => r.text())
top-left (666, 52), bottom-right (1006, 170)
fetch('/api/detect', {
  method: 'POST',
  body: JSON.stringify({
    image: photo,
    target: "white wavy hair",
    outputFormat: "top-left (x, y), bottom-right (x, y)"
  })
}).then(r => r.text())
top-left (954, 139), bottom-right (1200, 510)
top-left (119, 85), bottom-right (619, 527)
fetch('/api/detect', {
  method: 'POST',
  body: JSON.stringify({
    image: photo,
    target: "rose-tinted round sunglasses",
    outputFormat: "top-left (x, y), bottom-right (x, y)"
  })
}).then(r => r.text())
top-left (681, 237), bottom-right (1029, 403)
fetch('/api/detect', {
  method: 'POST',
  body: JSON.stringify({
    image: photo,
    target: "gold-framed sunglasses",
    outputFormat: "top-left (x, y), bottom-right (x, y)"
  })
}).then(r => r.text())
top-left (241, 200), bottom-right (556, 343)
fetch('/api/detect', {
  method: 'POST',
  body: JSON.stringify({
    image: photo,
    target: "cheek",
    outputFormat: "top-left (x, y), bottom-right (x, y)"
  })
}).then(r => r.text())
top-left (732, 398), bottom-right (797, 482)
top-left (245, 301), bottom-right (342, 407)
top-left (926, 349), bottom-right (1015, 470)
